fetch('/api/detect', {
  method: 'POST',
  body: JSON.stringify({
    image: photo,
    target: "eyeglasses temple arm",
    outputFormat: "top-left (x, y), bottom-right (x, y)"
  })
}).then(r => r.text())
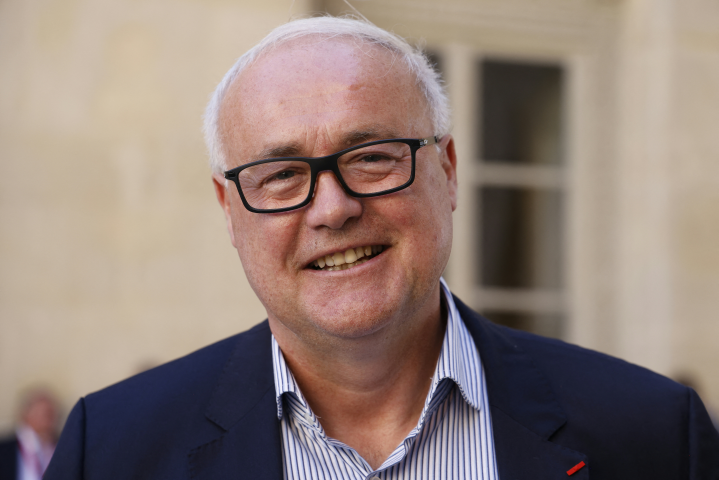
top-left (419, 136), bottom-right (440, 147)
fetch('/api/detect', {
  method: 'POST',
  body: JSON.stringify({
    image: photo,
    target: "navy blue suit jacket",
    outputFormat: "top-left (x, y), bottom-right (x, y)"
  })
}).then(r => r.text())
top-left (45, 296), bottom-right (719, 479)
top-left (0, 437), bottom-right (18, 480)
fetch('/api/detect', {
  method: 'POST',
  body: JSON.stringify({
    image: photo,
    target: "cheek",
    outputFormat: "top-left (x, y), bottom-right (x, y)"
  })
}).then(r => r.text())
top-left (380, 184), bottom-right (452, 263)
top-left (406, 165), bottom-right (454, 261)
top-left (232, 212), bottom-right (299, 282)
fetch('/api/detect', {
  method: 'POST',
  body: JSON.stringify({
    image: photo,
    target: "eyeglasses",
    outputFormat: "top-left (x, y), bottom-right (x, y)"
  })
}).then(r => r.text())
top-left (224, 137), bottom-right (439, 213)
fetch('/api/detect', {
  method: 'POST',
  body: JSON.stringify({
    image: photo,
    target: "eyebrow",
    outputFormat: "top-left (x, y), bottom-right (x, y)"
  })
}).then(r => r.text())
top-left (251, 127), bottom-right (404, 161)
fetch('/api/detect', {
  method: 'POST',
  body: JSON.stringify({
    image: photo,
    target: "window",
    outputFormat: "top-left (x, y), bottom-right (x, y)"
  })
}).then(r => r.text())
top-left (476, 60), bottom-right (566, 338)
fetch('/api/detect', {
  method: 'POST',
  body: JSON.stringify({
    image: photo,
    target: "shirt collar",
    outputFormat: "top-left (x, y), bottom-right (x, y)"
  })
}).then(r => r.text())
top-left (271, 333), bottom-right (304, 419)
top-left (271, 277), bottom-right (484, 420)
top-left (15, 424), bottom-right (42, 452)
top-left (432, 277), bottom-right (483, 410)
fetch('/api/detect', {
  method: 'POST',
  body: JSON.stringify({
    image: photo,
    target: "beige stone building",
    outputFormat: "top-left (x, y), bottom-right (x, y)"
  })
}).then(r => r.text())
top-left (1, 0), bottom-right (718, 430)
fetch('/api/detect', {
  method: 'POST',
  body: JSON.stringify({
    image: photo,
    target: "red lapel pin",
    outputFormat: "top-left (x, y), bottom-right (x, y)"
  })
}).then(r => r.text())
top-left (566, 461), bottom-right (586, 476)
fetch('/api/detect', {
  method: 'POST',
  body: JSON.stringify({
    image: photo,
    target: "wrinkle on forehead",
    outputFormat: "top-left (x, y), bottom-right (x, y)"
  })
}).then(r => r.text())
top-left (252, 126), bottom-right (404, 162)
top-left (245, 66), bottom-right (379, 119)
top-left (275, 96), bottom-right (364, 121)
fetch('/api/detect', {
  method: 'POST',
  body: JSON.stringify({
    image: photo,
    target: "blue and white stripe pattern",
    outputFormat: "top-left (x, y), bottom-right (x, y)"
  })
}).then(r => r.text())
top-left (271, 278), bottom-right (499, 480)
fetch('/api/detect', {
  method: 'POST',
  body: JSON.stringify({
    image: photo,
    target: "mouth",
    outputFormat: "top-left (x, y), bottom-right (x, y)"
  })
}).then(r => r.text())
top-left (309, 245), bottom-right (385, 272)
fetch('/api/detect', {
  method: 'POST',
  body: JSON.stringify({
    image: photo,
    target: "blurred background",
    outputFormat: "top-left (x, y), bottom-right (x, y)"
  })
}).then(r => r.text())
top-left (1, 0), bottom-right (718, 442)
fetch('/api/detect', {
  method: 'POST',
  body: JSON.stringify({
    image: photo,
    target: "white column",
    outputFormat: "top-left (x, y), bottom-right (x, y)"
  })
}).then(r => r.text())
top-left (613, 0), bottom-right (675, 374)
top-left (443, 43), bottom-right (479, 304)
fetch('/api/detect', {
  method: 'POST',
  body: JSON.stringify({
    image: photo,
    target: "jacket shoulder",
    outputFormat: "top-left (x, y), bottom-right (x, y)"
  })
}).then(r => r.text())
top-left (455, 298), bottom-right (719, 477)
top-left (82, 321), bottom-right (271, 455)
top-left (454, 294), bottom-right (686, 410)
top-left (46, 321), bottom-right (274, 479)
top-left (501, 323), bottom-right (688, 409)
top-left (89, 321), bottom-right (269, 404)
top-left (492, 321), bottom-right (719, 476)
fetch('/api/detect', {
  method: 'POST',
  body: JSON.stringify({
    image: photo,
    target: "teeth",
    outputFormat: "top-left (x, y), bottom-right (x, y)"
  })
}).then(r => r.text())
top-left (311, 246), bottom-right (384, 271)
top-left (333, 252), bottom-right (345, 266)
top-left (324, 258), bottom-right (370, 271)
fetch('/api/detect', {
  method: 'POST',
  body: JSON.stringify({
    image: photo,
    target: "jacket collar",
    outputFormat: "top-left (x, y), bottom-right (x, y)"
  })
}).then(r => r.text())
top-left (453, 296), bottom-right (567, 439)
top-left (189, 321), bottom-right (283, 480)
top-left (454, 295), bottom-right (588, 479)
top-left (203, 321), bottom-right (275, 431)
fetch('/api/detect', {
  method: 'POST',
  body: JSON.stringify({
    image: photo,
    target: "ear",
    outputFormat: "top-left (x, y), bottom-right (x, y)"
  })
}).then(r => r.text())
top-left (212, 174), bottom-right (238, 247)
top-left (438, 135), bottom-right (458, 211)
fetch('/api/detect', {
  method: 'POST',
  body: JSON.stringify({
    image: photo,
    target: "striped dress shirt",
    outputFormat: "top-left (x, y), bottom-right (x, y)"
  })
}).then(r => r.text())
top-left (271, 278), bottom-right (499, 480)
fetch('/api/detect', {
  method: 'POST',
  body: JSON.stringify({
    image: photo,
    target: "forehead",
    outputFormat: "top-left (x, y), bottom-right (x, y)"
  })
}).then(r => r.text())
top-left (218, 38), bottom-right (430, 163)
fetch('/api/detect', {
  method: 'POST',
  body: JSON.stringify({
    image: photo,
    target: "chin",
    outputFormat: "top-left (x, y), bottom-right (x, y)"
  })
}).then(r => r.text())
top-left (302, 298), bottom-right (403, 340)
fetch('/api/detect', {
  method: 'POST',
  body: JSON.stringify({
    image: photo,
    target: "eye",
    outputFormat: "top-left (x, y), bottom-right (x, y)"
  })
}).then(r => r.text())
top-left (361, 154), bottom-right (390, 163)
top-left (270, 170), bottom-right (296, 181)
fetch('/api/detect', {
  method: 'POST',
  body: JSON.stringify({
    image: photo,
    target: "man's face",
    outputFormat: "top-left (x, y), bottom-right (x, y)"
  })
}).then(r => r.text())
top-left (23, 396), bottom-right (57, 437)
top-left (215, 39), bottom-right (457, 344)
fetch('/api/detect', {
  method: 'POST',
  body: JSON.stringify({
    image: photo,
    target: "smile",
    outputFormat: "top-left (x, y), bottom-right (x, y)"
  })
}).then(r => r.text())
top-left (310, 245), bottom-right (384, 271)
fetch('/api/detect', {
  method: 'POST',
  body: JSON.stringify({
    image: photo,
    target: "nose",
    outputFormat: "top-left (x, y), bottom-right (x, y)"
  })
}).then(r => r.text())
top-left (305, 171), bottom-right (362, 229)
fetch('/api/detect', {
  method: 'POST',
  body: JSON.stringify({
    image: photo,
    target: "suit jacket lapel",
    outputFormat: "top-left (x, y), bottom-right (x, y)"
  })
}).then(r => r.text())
top-left (455, 295), bottom-right (589, 479)
top-left (188, 321), bottom-right (283, 480)
top-left (491, 407), bottom-right (588, 480)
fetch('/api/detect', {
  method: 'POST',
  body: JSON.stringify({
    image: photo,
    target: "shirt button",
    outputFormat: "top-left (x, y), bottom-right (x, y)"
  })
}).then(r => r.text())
top-left (370, 477), bottom-right (381, 480)
top-left (303, 412), bottom-right (312, 423)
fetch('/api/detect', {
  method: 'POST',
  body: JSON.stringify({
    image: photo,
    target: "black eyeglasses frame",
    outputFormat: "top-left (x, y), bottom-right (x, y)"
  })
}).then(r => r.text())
top-left (223, 136), bottom-right (439, 214)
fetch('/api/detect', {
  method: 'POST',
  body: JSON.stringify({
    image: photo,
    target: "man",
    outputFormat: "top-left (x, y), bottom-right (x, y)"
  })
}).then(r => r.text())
top-left (45, 16), bottom-right (719, 479)
top-left (0, 389), bottom-right (59, 480)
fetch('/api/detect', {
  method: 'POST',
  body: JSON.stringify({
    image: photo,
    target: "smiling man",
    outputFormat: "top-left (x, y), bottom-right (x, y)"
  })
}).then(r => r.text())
top-left (45, 17), bottom-right (718, 480)
top-left (208, 25), bottom-right (463, 473)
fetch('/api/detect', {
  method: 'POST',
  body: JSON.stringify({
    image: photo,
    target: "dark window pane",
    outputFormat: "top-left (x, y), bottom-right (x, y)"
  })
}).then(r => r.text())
top-left (482, 310), bottom-right (563, 339)
top-left (478, 186), bottom-right (563, 288)
top-left (480, 60), bottom-right (563, 164)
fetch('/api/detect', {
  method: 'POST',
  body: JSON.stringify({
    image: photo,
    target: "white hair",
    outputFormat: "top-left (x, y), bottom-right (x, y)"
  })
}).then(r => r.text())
top-left (203, 16), bottom-right (451, 175)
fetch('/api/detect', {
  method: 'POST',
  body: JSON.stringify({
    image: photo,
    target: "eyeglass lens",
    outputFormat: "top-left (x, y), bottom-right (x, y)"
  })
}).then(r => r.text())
top-left (237, 141), bottom-right (413, 211)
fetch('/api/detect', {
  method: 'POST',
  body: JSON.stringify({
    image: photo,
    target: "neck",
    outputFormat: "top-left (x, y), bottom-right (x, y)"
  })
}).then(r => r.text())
top-left (269, 286), bottom-right (446, 469)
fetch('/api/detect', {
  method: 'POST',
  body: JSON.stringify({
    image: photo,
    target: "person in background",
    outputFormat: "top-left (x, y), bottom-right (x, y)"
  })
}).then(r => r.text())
top-left (0, 388), bottom-right (59, 480)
